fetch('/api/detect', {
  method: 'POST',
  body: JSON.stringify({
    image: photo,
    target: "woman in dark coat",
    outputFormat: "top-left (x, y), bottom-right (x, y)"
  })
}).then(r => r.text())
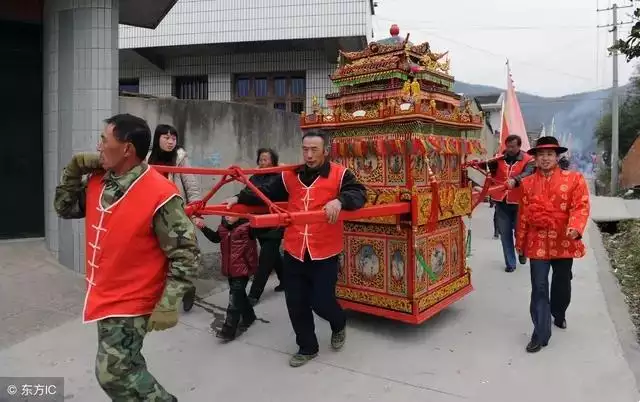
top-left (247, 148), bottom-right (285, 305)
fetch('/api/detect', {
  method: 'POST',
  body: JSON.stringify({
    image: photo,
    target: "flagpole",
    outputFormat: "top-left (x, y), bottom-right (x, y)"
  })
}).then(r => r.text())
top-left (498, 59), bottom-right (509, 153)
top-left (499, 95), bottom-right (506, 151)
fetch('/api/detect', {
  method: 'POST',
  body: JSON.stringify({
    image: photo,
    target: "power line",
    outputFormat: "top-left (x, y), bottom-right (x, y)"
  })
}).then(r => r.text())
top-left (372, 19), bottom-right (597, 82)
top-left (375, 17), bottom-right (595, 31)
top-left (407, 29), bottom-right (597, 83)
top-left (518, 97), bottom-right (612, 104)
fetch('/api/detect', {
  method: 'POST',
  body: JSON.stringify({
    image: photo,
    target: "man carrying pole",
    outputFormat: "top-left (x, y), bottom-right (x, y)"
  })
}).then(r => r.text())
top-left (479, 134), bottom-right (535, 272)
top-left (224, 129), bottom-right (367, 367)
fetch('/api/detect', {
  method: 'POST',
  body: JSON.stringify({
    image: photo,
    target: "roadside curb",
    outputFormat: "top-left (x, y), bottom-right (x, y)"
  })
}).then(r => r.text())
top-left (589, 222), bottom-right (640, 392)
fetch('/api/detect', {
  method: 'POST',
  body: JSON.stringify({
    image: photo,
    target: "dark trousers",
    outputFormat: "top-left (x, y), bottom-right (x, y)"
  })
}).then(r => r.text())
top-left (495, 201), bottom-right (518, 269)
top-left (283, 252), bottom-right (346, 355)
top-left (530, 259), bottom-right (573, 344)
top-left (223, 277), bottom-right (256, 330)
top-left (249, 238), bottom-right (283, 300)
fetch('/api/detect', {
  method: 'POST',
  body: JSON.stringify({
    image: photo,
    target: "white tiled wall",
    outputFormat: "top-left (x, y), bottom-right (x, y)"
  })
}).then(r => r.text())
top-left (120, 49), bottom-right (337, 114)
top-left (119, 0), bottom-right (371, 49)
top-left (44, 0), bottom-right (120, 272)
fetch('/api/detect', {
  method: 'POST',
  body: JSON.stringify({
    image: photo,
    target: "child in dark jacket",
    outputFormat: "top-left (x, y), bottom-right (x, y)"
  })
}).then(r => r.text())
top-left (197, 216), bottom-right (259, 341)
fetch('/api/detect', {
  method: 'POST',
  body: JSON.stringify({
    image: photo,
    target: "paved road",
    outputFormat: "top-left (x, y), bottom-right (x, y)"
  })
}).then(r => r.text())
top-left (1, 205), bottom-right (639, 401)
top-left (0, 240), bottom-right (85, 349)
top-left (590, 196), bottom-right (640, 222)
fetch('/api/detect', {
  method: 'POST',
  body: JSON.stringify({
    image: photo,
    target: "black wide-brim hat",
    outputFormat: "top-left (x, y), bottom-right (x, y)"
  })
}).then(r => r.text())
top-left (527, 136), bottom-right (568, 155)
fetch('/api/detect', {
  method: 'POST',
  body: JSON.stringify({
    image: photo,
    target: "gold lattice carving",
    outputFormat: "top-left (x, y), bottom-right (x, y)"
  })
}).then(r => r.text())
top-left (352, 187), bottom-right (400, 225)
top-left (417, 274), bottom-right (470, 311)
top-left (345, 222), bottom-right (408, 236)
top-left (336, 287), bottom-right (412, 313)
top-left (415, 185), bottom-right (472, 225)
top-left (414, 216), bottom-right (459, 236)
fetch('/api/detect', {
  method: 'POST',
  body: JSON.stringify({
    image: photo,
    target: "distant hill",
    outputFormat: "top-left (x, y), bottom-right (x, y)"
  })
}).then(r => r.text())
top-left (453, 82), bottom-right (620, 152)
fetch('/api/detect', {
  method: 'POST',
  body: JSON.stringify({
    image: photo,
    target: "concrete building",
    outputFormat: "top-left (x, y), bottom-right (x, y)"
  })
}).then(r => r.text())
top-left (475, 94), bottom-right (503, 157)
top-left (119, 0), bottom-right (375, 114)
top-left (1, 0), bottom-right (375, 273)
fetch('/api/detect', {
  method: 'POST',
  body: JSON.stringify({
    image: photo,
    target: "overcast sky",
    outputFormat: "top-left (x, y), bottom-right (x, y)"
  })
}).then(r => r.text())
top-left (372, 0), bottom-right (637, 97)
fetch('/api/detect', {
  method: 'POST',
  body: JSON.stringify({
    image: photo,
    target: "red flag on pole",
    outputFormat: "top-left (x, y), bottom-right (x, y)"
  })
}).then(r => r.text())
top-left (498, 61), bottom-right (531, 153)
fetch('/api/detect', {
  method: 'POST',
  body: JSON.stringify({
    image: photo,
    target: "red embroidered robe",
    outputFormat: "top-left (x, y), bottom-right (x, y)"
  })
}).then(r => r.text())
top-left (516, 167), bottom-right (590, 260)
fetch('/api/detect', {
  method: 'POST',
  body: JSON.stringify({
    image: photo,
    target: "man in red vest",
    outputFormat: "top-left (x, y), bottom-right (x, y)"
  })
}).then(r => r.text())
top-left (54, 114), bottom-right (200, 401)
top-left (225, 129), bottom-right (367, 367)
top-left (482, 134), bottom-right (535, 272)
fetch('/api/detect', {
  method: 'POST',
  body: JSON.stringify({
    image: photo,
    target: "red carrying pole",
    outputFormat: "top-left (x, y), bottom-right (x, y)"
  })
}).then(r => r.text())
top-left (197, 203), bottom-right (289, 215)
top-left (152, 164), bottom-right (301, 176)
top-left (149, 163), bottom-right (411, 227)
top-left (248, 202), bottom-right (411, 228)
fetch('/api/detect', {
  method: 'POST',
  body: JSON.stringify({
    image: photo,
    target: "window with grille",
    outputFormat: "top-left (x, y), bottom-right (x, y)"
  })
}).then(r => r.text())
top-left (119, 78), bottom-right (139, 93)
top-left (233, 73), bottom-right (306, 113)
top-left (173, 75), bottom-right (208, 100)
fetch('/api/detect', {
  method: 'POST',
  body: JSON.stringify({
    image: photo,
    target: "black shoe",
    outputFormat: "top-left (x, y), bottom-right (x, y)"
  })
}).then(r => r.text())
top-left (331, 328), bottom-right (346, 350)
top-left (274, 284), bottom-right (285, 292)
top-left (505, 266), bottom-right (516, 273)
top-left (216, 325), bottom-right (237, 342)
top-left (182, 287), bottom-right (196, 312)
top-left (518, 255), bottom-right (528, 265)
top-left (289, 352), bottom-right (318, 367)
top-left (554, 318), bottom-right (567, 329)
top-left (526, 339), bottom-right (548, 353)
top-left (239, 314), bottom-right (256, 332)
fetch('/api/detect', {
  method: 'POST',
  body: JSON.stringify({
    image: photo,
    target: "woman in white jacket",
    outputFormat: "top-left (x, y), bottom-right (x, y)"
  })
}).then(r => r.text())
top-left (147, 124), bottom-right (202, 312)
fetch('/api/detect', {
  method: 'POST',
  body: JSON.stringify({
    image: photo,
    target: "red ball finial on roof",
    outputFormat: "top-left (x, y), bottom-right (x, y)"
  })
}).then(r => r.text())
top-left (390, 24), bottom-right (400, 36)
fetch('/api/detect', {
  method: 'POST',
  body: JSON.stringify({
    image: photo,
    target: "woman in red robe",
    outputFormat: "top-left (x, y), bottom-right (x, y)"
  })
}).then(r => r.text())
top-left (515, 136), bottom-right (590, 353)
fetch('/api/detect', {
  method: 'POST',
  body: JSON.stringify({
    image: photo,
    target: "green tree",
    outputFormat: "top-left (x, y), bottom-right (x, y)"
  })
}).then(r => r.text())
top-left (615, 9), bottom-right (640, 62)
top-left (595, 67), bottom-right (640, 164)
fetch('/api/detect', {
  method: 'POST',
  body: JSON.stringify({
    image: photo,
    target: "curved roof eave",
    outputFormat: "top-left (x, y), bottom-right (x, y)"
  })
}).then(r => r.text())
top-left (119, 0), bottom-right (178, 29)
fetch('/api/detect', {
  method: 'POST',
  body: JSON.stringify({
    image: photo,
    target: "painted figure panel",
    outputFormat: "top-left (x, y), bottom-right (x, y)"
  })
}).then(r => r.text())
top-left (338, 250), bottom-right (347, 285)
top-left (351, 154), bottom-right (384, 186)
top-left (387, 154), bottom-right (406, 185)
top-left (387, 240), bottom-right (408, 296)
top-left (411, 154), bottom-right (428, 186)
top-left (348, 237), bottom-right (387, 292)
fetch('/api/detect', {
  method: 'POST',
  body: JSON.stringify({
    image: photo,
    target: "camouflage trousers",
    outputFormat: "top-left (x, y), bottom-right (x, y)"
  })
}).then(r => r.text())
top-left (95, 316), bottom-right (177, 402)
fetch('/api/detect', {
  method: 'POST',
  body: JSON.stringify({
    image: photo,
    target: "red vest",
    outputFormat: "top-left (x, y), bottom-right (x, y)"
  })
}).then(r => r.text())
top-left (282, 162), bottom-right (346, 261)
top-left (489, 152), bottom-right (534, 204)
top-left (83, 166), bottom-right (180, 323)
top-left (218, 221), bottom-right (258, 277)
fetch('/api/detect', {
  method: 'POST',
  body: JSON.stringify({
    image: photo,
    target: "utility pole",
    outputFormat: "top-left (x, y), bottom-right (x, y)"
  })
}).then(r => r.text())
top-left (611, 3), bottom-right (620, 195)
top-left (598, 2), bottom-right (634, 195)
